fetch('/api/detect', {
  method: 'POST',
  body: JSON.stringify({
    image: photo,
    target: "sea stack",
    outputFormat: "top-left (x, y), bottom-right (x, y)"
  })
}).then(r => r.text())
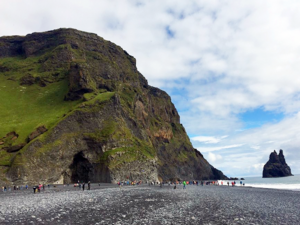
top-left (263, 150), bottom-right (293, 178)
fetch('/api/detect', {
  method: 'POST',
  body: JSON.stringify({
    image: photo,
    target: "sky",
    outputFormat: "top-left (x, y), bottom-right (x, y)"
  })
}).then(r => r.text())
top-left (1, 0), bottom-right (300, 177)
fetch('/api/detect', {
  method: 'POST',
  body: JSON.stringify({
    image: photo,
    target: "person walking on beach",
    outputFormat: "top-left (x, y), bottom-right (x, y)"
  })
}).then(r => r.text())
top-left (88, 181), bottom-right (91, 190)
top-left (82, 183), bottom-right (85, 191)
top-left (183, 181), bottom-right (186, 189)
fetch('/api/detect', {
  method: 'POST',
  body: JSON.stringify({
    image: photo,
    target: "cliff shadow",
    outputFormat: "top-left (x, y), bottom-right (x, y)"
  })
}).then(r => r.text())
top-left (68, 151), bottom-right (111, 183)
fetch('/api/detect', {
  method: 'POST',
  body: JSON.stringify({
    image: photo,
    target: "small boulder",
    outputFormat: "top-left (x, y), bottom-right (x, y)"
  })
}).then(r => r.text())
top-left (20, 74), bottom-right (35, 85)
top-left (6, 131), bottom-right (17, 138)
top-left (5, 143), bottom-right (26, 153)
top-left (11, 136), bottom-right (18, 141)
top-left (27, 125), bottom-right (48, 142)
top-left (35, 77), bottom-right (47, 87)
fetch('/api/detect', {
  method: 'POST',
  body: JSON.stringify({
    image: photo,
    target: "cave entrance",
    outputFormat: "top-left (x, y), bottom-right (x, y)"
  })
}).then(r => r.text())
top-left (70, 152), bottom-right (93, 183)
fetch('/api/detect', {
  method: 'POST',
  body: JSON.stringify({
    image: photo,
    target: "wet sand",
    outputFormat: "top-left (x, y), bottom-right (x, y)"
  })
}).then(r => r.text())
top-left (0, 184), bottom-right (300, 224)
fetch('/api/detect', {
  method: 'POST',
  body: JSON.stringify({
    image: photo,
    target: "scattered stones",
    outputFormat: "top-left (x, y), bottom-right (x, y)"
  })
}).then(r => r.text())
top-left (0, 183), bottom-right (300, 224)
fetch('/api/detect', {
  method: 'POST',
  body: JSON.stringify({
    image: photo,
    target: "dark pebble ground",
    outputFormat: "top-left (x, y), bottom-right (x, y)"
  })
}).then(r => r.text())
top-left (0, 184), bottom-right (300, 225)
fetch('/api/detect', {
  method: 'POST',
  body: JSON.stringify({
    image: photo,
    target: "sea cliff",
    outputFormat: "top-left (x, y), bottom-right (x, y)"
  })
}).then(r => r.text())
top-left (0, 28), bottom-right (227, 185)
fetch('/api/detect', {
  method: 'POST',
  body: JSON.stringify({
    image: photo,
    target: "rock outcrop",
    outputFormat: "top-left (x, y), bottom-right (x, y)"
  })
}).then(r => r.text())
top-left (263, 150), bottom-right (293, 178)
top-left (0, 28), bottom-right (227, 185)
top-left (27, 126), bottom-right (48, 143)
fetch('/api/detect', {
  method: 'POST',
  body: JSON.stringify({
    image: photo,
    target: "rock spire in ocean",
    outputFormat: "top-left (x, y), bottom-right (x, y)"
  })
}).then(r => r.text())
top-left (263, 149), bottom-right (293, 178)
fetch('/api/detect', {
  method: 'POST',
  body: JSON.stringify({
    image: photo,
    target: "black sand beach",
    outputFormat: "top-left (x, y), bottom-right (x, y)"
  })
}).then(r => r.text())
top-left (0, 184), bottom-right (299, 224)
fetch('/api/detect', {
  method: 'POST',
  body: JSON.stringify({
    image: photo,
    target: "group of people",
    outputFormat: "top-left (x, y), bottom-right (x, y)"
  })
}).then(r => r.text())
top-left (1, 184), bottom-right (55, 194)
top-left (74, 181), bottom-right (91, 191)
top-left (145, 180), bottom-right (246, 189)
top-left (218, 180), bottom-right (245, 187)
top-left (1, 185), bottom-right (29, 192)
top-left (33, 184), bottom-right (45, 193)
top-left (117, 180), bottom-right (143, 187)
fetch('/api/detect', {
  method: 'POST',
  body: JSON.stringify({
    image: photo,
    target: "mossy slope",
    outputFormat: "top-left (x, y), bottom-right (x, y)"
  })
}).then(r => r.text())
top-left (0, 28), bottom-right (227, 185)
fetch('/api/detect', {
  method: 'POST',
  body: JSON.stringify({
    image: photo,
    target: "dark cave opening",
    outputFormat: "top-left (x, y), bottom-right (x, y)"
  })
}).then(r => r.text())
top-left (70, 152), bottom-right (93, 183)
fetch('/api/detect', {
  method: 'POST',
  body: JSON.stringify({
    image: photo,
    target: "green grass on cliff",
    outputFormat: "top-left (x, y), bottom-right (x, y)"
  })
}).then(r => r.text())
top-left (0, 151), bottom-right (11, 166)
top-left (0, 73), bottom-right (116, 166)
top-left (0, 74), bottom-right (115, 163)
top-left (83, 92), bottom-right (115, 106)
top-left (0, 56), bottom-right (40, 78)
top-left (0, 76), bottom-right (80, 145)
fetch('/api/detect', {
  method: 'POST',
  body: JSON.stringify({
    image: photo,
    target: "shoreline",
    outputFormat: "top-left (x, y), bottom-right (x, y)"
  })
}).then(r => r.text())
top-left (2, 180), bottom-right (300, 195)
top-left (1, 183), bottom-right (300, 224)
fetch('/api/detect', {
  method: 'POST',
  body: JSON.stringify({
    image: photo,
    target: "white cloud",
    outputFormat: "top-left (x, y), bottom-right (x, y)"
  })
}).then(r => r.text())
top-left (196, 113), bottom-right (300, 176)
top-left (207, 152), bottom-right (222, 163)
top-left (252, 163), bottom-right (264, 170)
top-left (196, 144), bottom-right (244, 153)
top-left (1, 0), bottom-right (300, 177)
top-left (191, 135), bottom-right (226, 144)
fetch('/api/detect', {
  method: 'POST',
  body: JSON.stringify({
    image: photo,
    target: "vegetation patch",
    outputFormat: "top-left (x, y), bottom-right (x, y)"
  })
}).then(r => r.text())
top-left (0, 76), bottom-right (81, 145)
top-left (0, 151), bottom-right (13, 166)
top-left (98, 137), bottom-right (156, 169)
top-left (33, 139), bottom-right (63, 157)
top-left (83, 92), bottom-right (115, 107)
top-left (10, 153), bottom-right (26, 168)
top-left (84, 118), bottom-right (116, 143)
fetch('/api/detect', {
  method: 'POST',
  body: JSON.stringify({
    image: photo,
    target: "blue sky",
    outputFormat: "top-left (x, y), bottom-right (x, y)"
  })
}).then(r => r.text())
top-left (1, 0), bottom-right (300, 177)
top-left (239, 108), bottom-right (284, 129)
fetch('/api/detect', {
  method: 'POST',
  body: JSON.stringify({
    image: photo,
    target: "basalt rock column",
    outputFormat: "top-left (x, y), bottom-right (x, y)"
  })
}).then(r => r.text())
top-left (263, 150), bottom-right (293, 178)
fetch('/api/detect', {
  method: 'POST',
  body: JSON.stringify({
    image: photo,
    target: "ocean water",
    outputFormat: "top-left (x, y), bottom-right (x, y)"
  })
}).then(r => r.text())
top-left (220, 174), bottom-right (300, 191)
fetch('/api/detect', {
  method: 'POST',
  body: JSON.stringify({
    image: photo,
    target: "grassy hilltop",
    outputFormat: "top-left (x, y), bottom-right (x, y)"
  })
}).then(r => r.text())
top-left (0, 29), bottom-right (227, 184)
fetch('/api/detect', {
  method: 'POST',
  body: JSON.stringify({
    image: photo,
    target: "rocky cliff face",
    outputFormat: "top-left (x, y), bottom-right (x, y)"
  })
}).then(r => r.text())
top-left (0, 28), bottom-right (227, 185)
top-left (263, 150), bottom-right (293, 178)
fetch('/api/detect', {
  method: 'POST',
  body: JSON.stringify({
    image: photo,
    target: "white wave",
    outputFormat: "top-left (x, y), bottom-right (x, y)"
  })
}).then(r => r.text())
top-left (217, 180), bottom-right (300, 190)
top-left (245, 183), bottom-right (300, 190)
